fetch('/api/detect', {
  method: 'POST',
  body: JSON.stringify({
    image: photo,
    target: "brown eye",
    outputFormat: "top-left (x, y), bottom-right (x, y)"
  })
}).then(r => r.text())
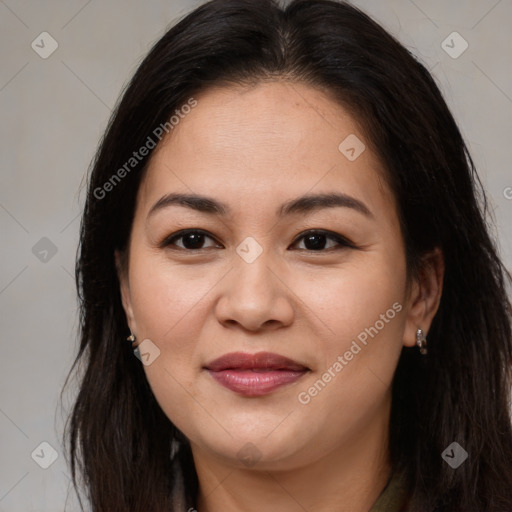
top-left (291, 230), bottom-right (356, 251)
top-left (161, 230), bottom-right (221, 250)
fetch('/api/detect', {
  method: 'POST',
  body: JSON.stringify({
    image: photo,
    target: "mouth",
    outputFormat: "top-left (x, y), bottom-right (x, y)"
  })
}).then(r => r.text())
top-left (204, 351), bottom-right (310, 397)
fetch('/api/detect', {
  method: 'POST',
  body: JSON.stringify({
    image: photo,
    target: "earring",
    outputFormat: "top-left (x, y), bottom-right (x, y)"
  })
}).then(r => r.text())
top-left (127, 333), bottom-right (136, 348)
top-left (416, 328), bottom-right (428, 355)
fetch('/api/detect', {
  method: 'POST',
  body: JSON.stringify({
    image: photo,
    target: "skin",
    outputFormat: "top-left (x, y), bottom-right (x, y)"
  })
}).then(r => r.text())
top-left (117, 81), bottom-right (444, 512)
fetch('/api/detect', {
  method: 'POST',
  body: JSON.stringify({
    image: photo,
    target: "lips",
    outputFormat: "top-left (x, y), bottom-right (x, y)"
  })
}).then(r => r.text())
top-left (205, 351), bottom-right (308, 372)
top-left (204, 351), bottom-right (309, 396)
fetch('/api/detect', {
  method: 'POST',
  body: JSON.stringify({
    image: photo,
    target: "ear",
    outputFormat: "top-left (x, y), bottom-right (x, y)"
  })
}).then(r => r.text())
top-left (403, 247), bottom-right (445, 347)
top-left (115, 249), bottom-right (137, 335)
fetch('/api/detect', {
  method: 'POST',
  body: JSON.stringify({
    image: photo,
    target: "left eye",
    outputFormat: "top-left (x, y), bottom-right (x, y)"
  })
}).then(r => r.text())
top-left (291, 230), bottom-right (355, 251)
top-left (160, 229), bottom-right (355, 252)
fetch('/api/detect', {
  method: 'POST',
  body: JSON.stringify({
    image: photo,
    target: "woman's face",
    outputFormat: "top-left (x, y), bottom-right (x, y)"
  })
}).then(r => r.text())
top-left (119, 81), bottom-right (423, 470)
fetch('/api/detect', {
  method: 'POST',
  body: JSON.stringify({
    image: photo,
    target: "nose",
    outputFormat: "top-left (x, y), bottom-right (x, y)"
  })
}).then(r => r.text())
top-left (214, 249), bottom-right (295, 332)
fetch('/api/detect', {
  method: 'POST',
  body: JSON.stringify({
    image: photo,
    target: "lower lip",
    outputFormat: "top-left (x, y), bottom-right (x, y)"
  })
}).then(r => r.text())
top-left (206, 369), bottom-right (307, 396)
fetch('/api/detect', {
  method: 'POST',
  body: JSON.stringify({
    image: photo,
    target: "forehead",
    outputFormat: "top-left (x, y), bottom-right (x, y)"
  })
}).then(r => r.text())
top-left (138, 81), bottom-right (394, 219)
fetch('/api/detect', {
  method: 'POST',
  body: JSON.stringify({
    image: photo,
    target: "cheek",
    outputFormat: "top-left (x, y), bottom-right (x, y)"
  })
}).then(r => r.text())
top-left (287, 266), bottom-right (406, 456)
top-left (290, 256), bottom-right (407, 424)
top-left (129, 256), bottom-right (214, 354)
top-left (293, 255), bottom-right (407, 357)
top-left (127, 255), bottom-right (189, 381)
top-left (127, 257), bottom-right (219, 435)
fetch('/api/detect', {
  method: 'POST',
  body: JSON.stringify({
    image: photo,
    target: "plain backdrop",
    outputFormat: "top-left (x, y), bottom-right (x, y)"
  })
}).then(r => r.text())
top-left (1, 1), bottom-right (511, 510)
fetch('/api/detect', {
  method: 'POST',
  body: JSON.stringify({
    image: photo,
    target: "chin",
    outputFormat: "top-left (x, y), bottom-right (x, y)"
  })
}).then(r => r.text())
top-left (189, 415), bottom-right (318, 470)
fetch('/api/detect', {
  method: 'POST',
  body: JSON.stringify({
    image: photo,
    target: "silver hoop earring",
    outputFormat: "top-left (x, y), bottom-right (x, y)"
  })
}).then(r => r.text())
top-left (416, 328), bottom-right (427, 355)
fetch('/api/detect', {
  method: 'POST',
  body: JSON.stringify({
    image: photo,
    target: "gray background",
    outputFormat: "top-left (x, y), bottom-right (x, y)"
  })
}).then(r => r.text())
top-left (1, 1), bottom-right (511, 510)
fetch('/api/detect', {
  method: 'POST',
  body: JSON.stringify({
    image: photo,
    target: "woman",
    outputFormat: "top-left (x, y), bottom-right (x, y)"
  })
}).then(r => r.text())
top-left (62, 0), bottom-right (512, 510)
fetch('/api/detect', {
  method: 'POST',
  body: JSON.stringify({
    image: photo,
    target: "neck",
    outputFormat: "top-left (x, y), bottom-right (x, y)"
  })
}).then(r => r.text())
top-left (192, 396), bottom-right (392, 512)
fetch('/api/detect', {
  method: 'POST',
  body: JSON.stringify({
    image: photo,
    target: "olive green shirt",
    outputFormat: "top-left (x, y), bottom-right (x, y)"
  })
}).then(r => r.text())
top-left (369, 471), bottom-right (410, 512)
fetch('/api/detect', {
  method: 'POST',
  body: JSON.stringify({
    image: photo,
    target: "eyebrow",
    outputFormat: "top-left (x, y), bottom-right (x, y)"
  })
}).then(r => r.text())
top-left (147, 192), bottom-right (373, 219)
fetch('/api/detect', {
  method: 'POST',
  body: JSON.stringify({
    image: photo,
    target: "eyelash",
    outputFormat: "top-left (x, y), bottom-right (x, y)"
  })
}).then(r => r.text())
top-left (159, 229), bottom-right (357, 252)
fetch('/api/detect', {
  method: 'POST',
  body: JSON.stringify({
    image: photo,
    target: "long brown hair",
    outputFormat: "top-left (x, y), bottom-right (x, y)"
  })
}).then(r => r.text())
top-left (62, 0), bottom-right (512, 510)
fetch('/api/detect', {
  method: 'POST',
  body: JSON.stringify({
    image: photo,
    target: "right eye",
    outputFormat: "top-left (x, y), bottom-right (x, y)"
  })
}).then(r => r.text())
top-left (160, 229), bottom-right (223, 251)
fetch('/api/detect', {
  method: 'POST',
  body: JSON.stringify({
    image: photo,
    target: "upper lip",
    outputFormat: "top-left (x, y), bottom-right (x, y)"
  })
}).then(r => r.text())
top-left (204, 351), bottom-right (309, 372)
